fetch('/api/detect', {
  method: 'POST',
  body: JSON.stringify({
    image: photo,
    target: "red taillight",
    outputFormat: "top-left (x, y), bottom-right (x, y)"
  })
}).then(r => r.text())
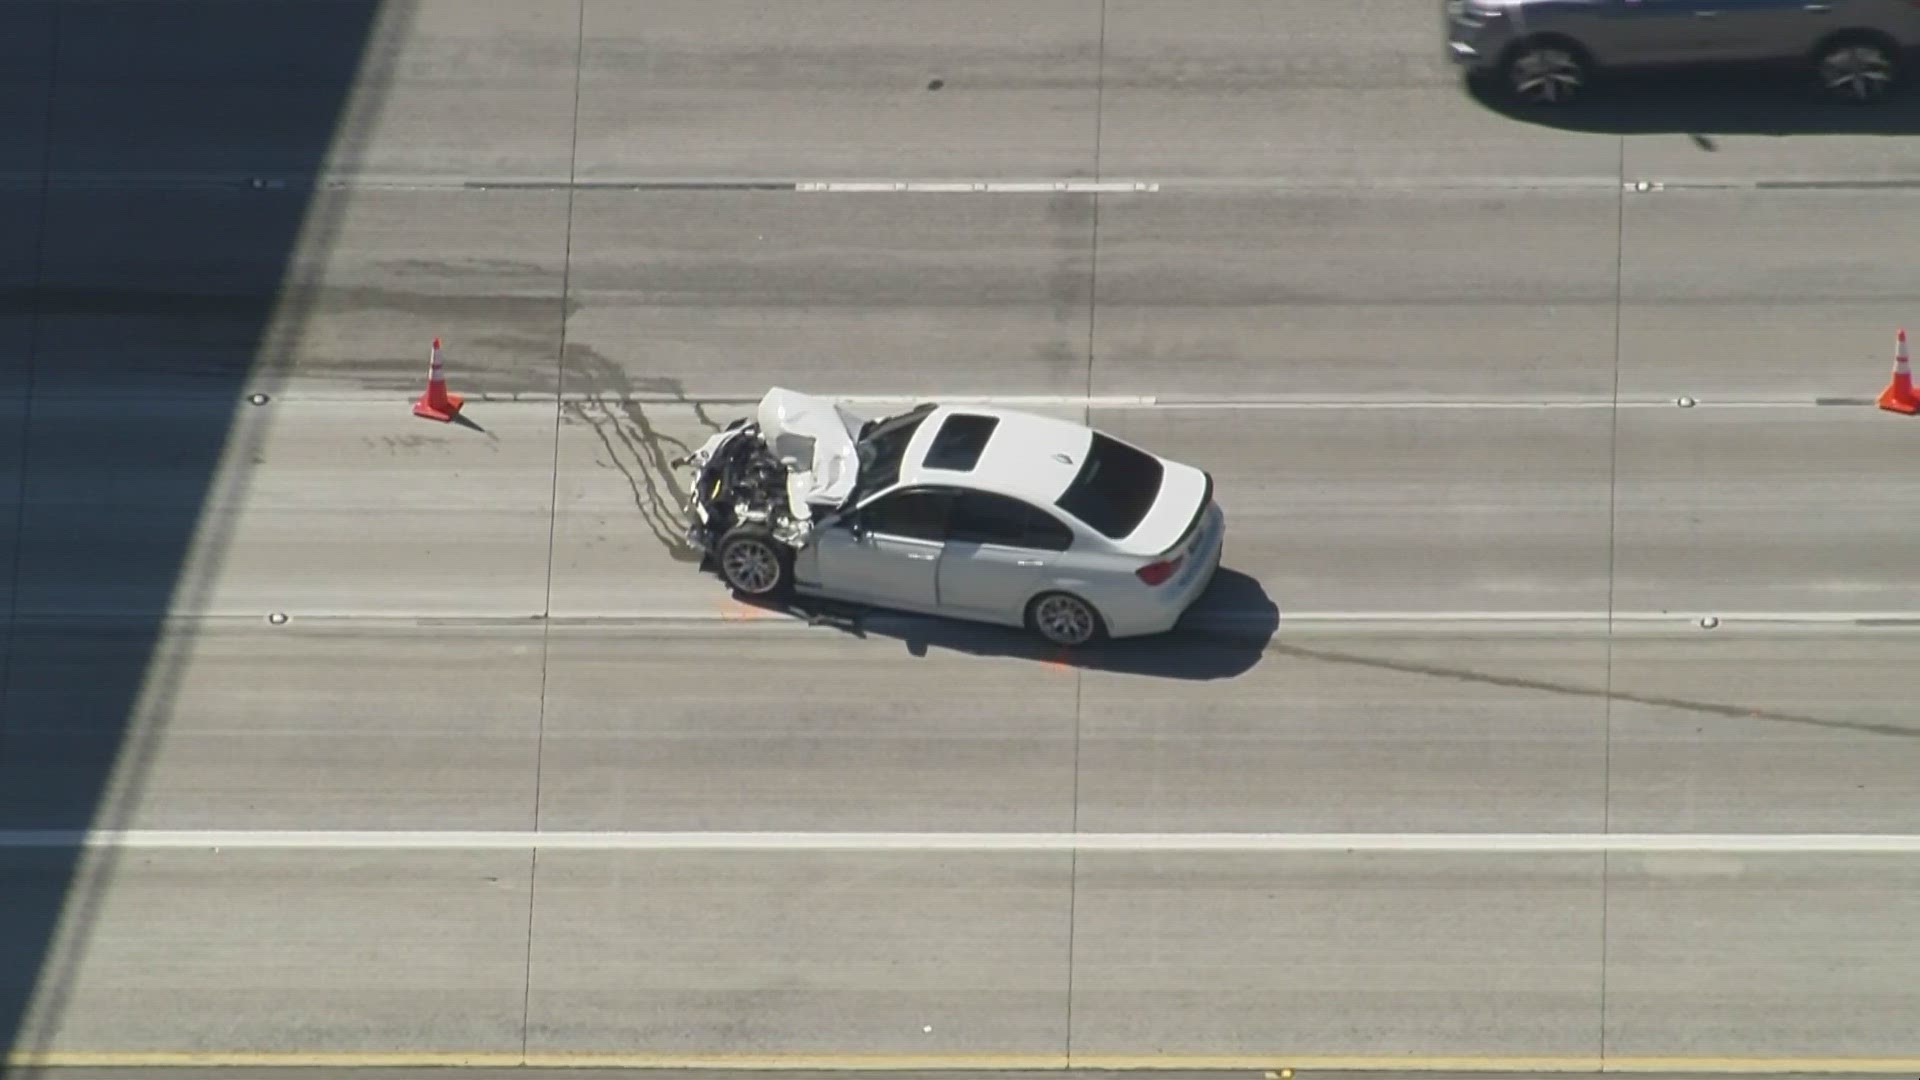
top-left (1136, 556), bottom-right (1183, 586)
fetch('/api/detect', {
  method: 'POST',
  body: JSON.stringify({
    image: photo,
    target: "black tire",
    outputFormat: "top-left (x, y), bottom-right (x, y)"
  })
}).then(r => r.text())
top-left (1811, 35), bottom-right (1900, 102)
top-left (1026, 591), bottom-right (1106, 648)
top-left (1501, 39), bottom-right (1590, 106)
top-left (716, 524), bottom-right (792, 598)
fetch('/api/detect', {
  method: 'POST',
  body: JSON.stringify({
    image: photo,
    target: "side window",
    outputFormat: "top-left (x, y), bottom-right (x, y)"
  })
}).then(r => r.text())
top-left (1022, 505), bottom-right (1075, 552)
top-left (859, 488), bottom-right (951, 542)
top-left (950, 492), bottom-right (1074, 551)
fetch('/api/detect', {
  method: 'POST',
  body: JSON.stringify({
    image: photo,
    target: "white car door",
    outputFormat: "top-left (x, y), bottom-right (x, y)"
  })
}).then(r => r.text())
top-left (935, 491), bottom-right (1074, 626)
top-left (809, 487), bottom-right (950, 613)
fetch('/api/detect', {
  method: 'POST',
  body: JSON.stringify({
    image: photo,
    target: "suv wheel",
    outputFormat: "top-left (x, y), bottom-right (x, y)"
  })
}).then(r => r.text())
top-left (717, 525), bottom-right (792, 597)
top-left (1504, 43), bottom-right (1587, 105)
top-left (1814, 39), bottom-right (1897, 102)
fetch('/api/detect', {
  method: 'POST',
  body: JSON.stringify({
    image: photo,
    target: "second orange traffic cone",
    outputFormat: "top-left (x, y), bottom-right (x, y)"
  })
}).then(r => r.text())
top-left (1879, 329), bottom-right (1918, 415)
top-left (413, 337), bottom-right (464, 422)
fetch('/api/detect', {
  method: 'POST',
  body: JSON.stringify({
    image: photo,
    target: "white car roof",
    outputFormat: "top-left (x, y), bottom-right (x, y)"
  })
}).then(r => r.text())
top-left (894, 405), bottom-right (1098, 506)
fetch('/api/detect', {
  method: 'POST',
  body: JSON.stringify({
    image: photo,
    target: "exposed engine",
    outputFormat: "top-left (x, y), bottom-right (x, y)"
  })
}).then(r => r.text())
top-left (671, 388), bottom-right (922, 581)
top-left (673, 419), bottom-right (817, 553)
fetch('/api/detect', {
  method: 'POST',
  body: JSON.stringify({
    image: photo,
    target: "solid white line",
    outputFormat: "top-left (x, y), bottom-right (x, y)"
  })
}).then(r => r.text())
top-left (24, 609), bottom-right (1920, 629)
top-left (40, 388), bottom-right (1876, 413)
top-left (181, 390), bottom-right (1165, 408)
top-left (1240, 611), bottom-right (1920, 625)
top-left (795, 180), bottom-right (1158, 194)
top-left (424, 394), bottom-right (1869, 412)
top-left (1274, 610), bottom-right (1616, 622)
top-left (1169, 175), bottom-right (1632, 192)
top-left (20, 171), bottom-right (1920, 197)
top-left (1141, 398), bottom-right (1862, 411)
top-left (825, 393), bottom-right (1158, 407)
top-left (1273, 610), bottom-right (1920, 623)
top-left (18, 1051), bottom-right (1920, 1073)
top-left (774, 396), bottom-right (1849, 412)
top-left (9, 830), bottom-right (1920, 852)
top-left (1156, 400), bottom-right (1621, 411)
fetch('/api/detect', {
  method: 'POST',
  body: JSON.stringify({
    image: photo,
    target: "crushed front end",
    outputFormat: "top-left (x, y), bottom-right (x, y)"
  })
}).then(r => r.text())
top-left (671, 386), bottom-right (876, 561)
top-left (672, 417), bottom-right (817, 558)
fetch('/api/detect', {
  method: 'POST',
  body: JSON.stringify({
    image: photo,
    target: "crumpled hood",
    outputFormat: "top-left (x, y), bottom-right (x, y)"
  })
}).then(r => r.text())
top-left (756, 387), bottom-right (866, 514)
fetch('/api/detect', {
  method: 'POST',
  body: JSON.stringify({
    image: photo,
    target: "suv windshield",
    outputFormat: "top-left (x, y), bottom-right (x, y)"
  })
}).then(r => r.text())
top-left (1056, 432), bottom-right (1164, 539)
top-left (847, 404), bottom-right (935, 505)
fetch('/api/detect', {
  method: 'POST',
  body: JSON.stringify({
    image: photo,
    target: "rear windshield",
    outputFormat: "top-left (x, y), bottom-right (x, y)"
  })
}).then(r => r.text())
top-left (1055, 432), bottom-right (1164, 539)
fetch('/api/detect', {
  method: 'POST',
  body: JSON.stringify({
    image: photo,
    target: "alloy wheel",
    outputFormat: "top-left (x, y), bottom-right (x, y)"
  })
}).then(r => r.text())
top-left (1508, 47), bottom-right (1584, 105)
top-left (1033, 594), bottom-right (1097, 646)
top-left (1819, 45), bottom-right (1894, 101)
top-left (722, 539), bottom-right (781, 595)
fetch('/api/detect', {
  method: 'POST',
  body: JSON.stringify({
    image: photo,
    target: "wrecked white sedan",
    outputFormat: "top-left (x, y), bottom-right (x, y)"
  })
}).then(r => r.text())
top-left (673, 388), bottom-right (1224, 647)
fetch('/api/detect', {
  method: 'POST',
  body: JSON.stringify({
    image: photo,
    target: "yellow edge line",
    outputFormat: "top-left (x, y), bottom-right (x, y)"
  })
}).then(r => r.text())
top-left (11, 1053), bottom-right (1920, 1072)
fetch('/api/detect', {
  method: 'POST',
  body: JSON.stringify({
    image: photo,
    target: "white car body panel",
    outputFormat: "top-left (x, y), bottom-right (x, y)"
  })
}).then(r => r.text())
top-left (755, 386), bottom-right (867, 514)
top-left (804, 526), bottom-right (944, 612)
top-left (897, 407), bottom-right (1092, 500)
top-left (817, 405), bottom-right (1221, 637)
top-left (689, 392), bottom-right (1224, 642)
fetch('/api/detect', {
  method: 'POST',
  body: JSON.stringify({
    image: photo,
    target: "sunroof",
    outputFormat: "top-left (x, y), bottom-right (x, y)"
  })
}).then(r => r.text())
top-left (921, 412), bottom-right (1000, 472)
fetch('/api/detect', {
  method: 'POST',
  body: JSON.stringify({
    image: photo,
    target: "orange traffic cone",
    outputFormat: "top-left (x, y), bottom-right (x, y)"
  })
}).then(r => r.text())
top-left (1878, 329), bottom-right (1918, 415)
top-left (413, 337), bottom-right (465, 421)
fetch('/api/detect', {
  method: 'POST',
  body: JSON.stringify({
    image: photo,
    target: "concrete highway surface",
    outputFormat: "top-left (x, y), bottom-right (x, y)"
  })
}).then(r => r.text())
top-left (6, 0), bottom-right (1920, 1075)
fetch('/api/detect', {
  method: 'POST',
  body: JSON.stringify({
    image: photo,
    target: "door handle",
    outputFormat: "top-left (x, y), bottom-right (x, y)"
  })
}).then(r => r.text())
top-left (906, 552), bottom-right (936, 561)
top-left (1803, 2), bottom-right (1829, 9)
top-left (1016, 559), bottom-right (1044, 567)
top-left (1693, 9), bottom-right (1717, 16)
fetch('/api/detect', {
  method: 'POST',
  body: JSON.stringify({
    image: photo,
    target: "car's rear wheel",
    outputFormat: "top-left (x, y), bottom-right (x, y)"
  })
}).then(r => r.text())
top-left (1503, 41), bottom-right (1588, 105)
top-left (1813, 37), bottom-right (1898, 102)
top-left (717, 524), bottom-right (792, 597)
top-left (1027, 591), bottom-right (1105, 647)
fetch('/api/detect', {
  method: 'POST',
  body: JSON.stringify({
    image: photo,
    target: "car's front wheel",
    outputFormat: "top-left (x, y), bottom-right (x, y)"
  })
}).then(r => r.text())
top-left (1502, 41), bottom-right (1588, 106)
top-left (1813, 37), bottom-right (1899, 102)
top-left (717, 524), bottom-right (792, 597)
top-left (1027, 591), bottom-right (1105, 647)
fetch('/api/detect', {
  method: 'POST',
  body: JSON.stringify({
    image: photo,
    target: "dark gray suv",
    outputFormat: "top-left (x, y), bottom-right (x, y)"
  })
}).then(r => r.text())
top-left (1445, 0), bottom-right (1920, 104)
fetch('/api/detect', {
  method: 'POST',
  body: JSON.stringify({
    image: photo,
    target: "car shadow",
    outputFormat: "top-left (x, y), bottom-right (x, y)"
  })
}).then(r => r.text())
top-left (1467, 65), bottom-right (1920, 138)
top-left (731, 567), bottom-right (1279, 682)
